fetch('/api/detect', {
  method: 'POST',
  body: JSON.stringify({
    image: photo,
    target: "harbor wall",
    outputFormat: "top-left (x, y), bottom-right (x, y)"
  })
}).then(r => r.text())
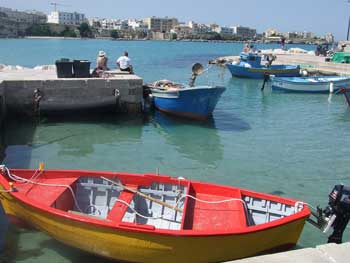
top-left (2, 77), bottom-right (143, 116)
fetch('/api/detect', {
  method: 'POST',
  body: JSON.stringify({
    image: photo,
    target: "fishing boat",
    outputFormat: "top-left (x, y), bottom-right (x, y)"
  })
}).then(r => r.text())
top-left (271, 76), bottom-right (350, 93)
top-left (148, 63), bottom-right (226, 120)
top-left (0, 165), bottom-right (310, 263)
top-left (151, 83), bottom-right (225, 120)
top-left (226, 52), bottom-right (300, 79)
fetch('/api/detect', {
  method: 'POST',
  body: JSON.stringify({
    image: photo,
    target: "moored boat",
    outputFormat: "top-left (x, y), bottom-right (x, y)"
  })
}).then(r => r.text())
top-left (226, 53), bottom-right (300, 79)
top-left (151, 84), bottom-right (226, 120)
top-left (0, 165), bottom-right (310, 263)
top-left (271, 76), bottom-right (350, 93)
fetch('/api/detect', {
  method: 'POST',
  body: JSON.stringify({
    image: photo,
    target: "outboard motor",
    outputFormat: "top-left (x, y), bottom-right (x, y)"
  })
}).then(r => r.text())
top-left (308, 184), bottom-right (350, 244)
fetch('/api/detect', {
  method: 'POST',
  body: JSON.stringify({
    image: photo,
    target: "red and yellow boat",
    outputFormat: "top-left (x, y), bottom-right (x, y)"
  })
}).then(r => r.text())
top-left (0, 165), bottom-right (310, 263)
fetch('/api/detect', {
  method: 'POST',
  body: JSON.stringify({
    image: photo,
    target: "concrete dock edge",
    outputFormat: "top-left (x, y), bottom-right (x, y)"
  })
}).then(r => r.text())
top-left (225, 242), bottom-right (350, 263)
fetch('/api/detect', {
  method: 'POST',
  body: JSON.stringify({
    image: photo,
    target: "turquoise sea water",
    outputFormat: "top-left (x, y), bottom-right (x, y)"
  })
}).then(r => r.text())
top-left (1, 39), bottom-right (350, 262)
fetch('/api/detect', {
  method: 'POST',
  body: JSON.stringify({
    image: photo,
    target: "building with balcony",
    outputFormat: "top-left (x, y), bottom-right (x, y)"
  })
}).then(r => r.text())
top-left (47, 11), bottom-right (86, 26)
top-left (143, 17), bottom-right (178, 33)
top-left (188, 21), bottom-right (211, 34)
top-left (233, 26), bottom-right (257, 39)
top-left (213, 26), bottom-right (234, 35)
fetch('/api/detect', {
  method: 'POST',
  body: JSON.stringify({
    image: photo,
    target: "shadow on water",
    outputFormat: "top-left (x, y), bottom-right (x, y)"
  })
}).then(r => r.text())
top-left (1, 115), bottom-right (38, 168)
top-left (149, 108), bottom-right (250, 133)
top-left (147, 110), bottom-right (250, 166)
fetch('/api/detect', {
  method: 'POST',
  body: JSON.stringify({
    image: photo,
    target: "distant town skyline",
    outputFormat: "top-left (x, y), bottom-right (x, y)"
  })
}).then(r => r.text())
top-left (1, 0), bottom-right (347, 40)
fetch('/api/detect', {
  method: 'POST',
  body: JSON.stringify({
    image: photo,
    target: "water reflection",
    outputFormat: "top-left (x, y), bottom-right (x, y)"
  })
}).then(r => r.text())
top-left (5, 114), bottom-right (145, 162)
top-left (150, 111), bottom-right (223, 166)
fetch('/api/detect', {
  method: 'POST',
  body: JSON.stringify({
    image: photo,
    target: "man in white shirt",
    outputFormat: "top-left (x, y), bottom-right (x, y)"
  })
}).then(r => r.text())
top-left (116, 51), bottom-right (134, 74)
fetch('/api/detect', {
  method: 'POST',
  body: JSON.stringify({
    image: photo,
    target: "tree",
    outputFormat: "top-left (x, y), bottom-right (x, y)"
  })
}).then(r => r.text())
top-left (25, 24), bottom-right (52, 36)
top-left (78, 22), bottom-right (92, 38)
top-left (110, 30), bottom-right (119, 39)
top-left (171, 33), bottom-right (177, 40)
top-left (61, 26), bottom-right (77, 37)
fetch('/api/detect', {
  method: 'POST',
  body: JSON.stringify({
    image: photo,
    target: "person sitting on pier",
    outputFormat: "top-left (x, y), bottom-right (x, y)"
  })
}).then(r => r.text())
top-left (116, 51), bottom-right (134, 74)
top-left (92, 50), bottom-right (109, 77)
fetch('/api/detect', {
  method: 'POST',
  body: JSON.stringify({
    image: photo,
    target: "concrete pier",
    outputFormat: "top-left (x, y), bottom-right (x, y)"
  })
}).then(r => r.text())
top-left (0, 68), bottom-right (143, 116)
top-left (225, 242), bottom-right (350, 263)
top-left (212, 53), bottom-right (350, 75)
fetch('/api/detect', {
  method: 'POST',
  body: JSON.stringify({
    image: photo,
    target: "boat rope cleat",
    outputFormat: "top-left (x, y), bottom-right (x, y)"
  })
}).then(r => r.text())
top-left (307, 184), bottom-right (350, 244)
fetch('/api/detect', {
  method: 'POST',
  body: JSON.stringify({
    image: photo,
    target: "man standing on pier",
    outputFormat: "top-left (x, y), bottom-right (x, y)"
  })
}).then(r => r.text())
top-left (116, 51), bottom-right (134, 74)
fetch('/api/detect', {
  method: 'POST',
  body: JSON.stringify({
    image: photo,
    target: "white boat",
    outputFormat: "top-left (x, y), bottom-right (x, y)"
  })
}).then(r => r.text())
top-left (271, 76), bottom-right (350, 93)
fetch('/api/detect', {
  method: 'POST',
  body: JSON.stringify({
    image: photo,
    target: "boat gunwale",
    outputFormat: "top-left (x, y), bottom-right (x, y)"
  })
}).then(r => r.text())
top-left (0, 168), bottom-right (311, 237)
top-left (151, 85), bottom-right (226, 95)
top-left (272, 76), bottom-right (350, 86)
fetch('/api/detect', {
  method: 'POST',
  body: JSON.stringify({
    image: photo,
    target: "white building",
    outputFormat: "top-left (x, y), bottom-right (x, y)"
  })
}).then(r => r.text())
top-left (325, 33), bottom-right (334, 43)
top-left (213, 26), bottom-right (234, 35)
top-left (233, 26), bottom-right (256, 39)
top-left (188, 21), bottom-right (211, 34)
top-left (302, 31), bottom-right (315, 39)
top-left (128, 19), bottom-right (148, 32)
top-left (47, 11), bottom-right (86, 26)
top-left (265, 28), bottom-right (279, 37)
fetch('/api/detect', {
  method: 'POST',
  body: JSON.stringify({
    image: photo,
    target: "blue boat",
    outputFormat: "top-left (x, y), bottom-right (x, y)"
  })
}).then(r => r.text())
top-left (271, 76), bottom-right (350, 93)
top-left (226, 53), bottom-right (300, 79)
top-left (151, 85), bottom-right (226, 120)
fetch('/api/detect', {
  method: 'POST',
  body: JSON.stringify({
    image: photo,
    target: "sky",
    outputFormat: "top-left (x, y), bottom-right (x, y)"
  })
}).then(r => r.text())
top-left (1, 0), bottom-right (349, 40)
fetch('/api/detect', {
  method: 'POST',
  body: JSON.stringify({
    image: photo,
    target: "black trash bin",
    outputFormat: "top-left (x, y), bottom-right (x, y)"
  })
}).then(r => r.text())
top-left (55, 59), bottom-right (73, 78)
top-left (73, 60), bottom-right (91, 78)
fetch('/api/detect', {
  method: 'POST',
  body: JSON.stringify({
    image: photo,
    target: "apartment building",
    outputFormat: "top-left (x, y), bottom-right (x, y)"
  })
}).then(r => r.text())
top-left (143, 17), bottom-right (178, 33)
top-left (233, 26), bottom-right (257, 39)
top-left (47, 11), bottom-right (86, 26)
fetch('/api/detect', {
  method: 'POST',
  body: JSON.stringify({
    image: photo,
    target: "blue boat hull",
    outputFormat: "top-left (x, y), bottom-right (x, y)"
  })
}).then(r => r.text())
top-left (226, 64), bottom-right (300, 79)
top-left (271, 76), bottom-right (350, 93)
top-left (152, 86), bottom-right (226, 120)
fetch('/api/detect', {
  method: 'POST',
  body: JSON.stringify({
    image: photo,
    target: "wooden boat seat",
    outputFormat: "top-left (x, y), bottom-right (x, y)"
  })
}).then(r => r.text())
top-left (184, 189), bottom-right (247, 231)
top-left (107, 185), bottom-right (136, 222)
top-left (18, 176), bottom-right (79, 207)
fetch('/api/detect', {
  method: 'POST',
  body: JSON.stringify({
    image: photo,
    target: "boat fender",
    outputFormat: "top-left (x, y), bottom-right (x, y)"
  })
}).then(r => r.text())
top-left (177, 177), bottom-right (186, 180)
top-left (114, 89), bottom-right (120, 98)
top-left (329, 82), bottom-right (334, 93)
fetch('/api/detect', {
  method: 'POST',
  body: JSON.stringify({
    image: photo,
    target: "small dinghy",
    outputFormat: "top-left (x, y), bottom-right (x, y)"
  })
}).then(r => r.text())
top-left (0, 165), bottom-right (310, 263)
top-left (271, 76), bottom-right (350, 93)
top-left (147, 64), bottom-right (226, 120)
top-left (226, 53), bottom-right (300, 79)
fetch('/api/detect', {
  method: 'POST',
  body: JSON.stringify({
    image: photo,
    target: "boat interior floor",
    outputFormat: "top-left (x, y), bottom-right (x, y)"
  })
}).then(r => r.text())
top-left (16, 175), bottom-right (296, 232)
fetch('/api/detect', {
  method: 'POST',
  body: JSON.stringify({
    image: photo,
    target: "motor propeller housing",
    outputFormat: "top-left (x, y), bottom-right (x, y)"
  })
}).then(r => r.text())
top-left (308, 184), bottom-right (350, 244)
